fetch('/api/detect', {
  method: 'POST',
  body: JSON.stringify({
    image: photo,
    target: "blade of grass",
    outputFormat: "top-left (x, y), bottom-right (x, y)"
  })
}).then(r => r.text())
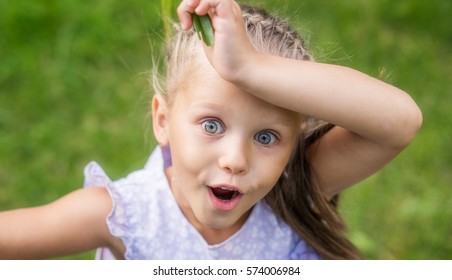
top-left (160, 0), bottom-right (174, 43)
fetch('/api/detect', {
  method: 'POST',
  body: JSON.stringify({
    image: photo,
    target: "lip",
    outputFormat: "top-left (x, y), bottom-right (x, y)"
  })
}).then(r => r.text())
top-left (208, 184), bottom-right (244, 211)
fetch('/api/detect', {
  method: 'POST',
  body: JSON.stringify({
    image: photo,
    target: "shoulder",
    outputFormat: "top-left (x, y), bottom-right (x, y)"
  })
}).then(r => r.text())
top-left (85, 147), bottom-right (165, 192)
top-left (83, 147), bottom-right (167, 211)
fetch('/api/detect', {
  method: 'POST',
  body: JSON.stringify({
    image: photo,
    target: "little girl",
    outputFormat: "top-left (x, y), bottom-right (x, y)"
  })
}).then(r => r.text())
top-left (0, 0), bottom-right (422, 260)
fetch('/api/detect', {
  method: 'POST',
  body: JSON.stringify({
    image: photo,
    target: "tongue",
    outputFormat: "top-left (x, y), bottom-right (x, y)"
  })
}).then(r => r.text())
top-left (211, 188), bottom-right (235, 201)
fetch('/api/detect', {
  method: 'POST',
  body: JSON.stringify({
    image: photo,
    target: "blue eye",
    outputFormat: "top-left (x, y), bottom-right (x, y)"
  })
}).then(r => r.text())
top-left (202, 120), bottom-right (224, 134)
top-left (255, 131), bottom-right (278, 145)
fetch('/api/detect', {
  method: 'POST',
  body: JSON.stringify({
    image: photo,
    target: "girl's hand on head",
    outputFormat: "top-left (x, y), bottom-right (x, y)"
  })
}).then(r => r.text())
top-left (177, 0), bottom-right (256, 83)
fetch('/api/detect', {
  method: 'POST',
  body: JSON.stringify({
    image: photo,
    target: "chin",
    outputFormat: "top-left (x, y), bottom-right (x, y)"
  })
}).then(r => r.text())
top-left (198, 210), bottom-right (242, 230)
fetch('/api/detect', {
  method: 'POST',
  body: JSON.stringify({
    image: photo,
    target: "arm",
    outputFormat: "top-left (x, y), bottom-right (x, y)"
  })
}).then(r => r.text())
top-left (241, 57), bottom-right (423, 197)
top-left (0, 188), bottom-right (125, 259)
top-left (178, 0), bottom-right (422, 197)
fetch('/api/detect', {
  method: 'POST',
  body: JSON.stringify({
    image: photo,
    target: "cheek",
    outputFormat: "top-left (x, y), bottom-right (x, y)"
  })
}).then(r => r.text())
top-left (168, 121), bottom-right (210, 180)
top-left (251, 152), bottom-right (289, 194)
top-left (259, 139), bottom-right (297, 189)
top-left (263, 162), bottom-right (285, 188)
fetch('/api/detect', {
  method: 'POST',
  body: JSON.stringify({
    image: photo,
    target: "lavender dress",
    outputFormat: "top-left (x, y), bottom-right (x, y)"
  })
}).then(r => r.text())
top-left (83, 146), bottom-right (319, 260)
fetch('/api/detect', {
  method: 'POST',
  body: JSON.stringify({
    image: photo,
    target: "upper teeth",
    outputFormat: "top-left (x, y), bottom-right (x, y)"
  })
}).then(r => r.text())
top-left (220, 186), bottom-right (231, 190)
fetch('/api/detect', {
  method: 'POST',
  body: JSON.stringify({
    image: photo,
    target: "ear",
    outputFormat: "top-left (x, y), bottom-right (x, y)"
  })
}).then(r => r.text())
top-left (152, 94), bottom-right (169, 146)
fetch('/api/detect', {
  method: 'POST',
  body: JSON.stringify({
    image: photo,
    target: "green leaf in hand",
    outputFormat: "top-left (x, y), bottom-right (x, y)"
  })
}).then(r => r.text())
top-left (192, 14), bottom-right (214, 46)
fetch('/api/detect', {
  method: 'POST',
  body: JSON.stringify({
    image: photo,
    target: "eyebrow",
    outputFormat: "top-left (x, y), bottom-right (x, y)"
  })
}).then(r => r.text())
top-left (185, 100), bottom-right (222, 116)
top-left (189, 99), bottom-right (224, 110)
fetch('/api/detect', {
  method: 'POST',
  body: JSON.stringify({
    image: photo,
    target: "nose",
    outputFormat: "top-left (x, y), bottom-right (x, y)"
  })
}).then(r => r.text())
top-left (218, 138), bottom-right (249, 175)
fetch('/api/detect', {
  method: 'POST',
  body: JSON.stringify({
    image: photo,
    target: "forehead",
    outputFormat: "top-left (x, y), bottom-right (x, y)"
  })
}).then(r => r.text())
top-left (174, 64), bottom-right (301, 128)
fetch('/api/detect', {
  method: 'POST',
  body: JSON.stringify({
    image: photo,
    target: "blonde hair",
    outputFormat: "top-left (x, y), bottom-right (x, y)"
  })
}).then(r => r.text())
top-left (154, 4), bottom-right (361, 259)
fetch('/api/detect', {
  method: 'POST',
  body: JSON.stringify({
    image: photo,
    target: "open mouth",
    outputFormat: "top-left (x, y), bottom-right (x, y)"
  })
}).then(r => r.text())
top-left (208, 185), bottom-right (243, 211)
top-left (210, 186), bottom-right (241, 201)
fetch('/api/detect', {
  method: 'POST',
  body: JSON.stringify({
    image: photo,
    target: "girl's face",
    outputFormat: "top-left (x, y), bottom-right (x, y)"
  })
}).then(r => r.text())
top-left (160, 63), bottom-right (301, 234)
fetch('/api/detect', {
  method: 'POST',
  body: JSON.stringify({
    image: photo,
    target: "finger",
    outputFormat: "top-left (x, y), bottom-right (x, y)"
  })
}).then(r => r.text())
top-left (177, 0), bottom-right (200, 30)
top-left (196, 0), bottom-right (239, 17)
top-left (194, 0), bottom-right (222, 15)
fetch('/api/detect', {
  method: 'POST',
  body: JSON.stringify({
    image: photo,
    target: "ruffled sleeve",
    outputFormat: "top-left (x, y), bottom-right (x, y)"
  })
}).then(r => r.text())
top-left (83, 151), bottom-right (164, 260)
top-left (83, 161), bottom-right (137, 259)
top-left (83, 161), bottom-right (112, 189)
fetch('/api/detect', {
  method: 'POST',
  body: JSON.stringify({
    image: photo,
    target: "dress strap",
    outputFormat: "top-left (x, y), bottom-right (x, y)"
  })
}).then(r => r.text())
top-left (161, 145), bottom-right (172, 169)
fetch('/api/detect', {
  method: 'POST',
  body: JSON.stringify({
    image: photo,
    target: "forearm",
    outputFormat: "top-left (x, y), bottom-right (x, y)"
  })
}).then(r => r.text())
top-left (238, 53), bottom-right (422, 148)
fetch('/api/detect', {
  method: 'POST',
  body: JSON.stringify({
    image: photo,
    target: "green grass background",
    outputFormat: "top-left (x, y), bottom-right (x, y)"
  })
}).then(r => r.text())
top-left (0, 0), bottom-right (450, 259)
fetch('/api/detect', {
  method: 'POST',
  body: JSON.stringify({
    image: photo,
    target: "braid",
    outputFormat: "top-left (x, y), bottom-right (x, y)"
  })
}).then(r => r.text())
top-left (241, 5), bottom-right (312, 61)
